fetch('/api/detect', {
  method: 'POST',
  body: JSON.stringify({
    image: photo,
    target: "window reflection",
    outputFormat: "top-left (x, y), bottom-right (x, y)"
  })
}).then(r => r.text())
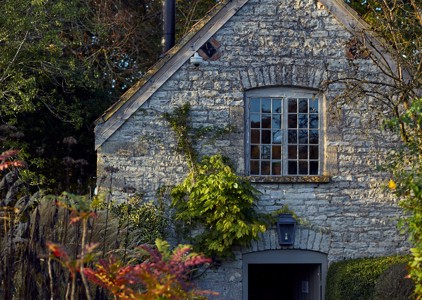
top-left (309, 115), bottom-right (318, 128)
top-left (298, 114), bottom-right (308, 128)
top-left (309, 130), bottom-right (319, 144)
top-left (261, 145), bottom-right (271, 159)
top-left (299, 130), bottom-right (308, 144)
top-left (251, 114), bottom-right (260, 128)
top-left (299, 99), bottom-right (308, 113)
top-left (249, 94), bottom-right (320, 176)
top-left (272, 115), bottom-right (281, 129)
top-left (288, 130), bottom-right (297, 143)
top-left (251, 98), bottom-right (260, 112)
top-left (273, 130), bottom-right (282, 144)
top-left (262, 98), bottom-right (271, 113)
top-left (273, 99), bottom-right (282, 113)
top-left (309, 99), bottom-right (318, 113)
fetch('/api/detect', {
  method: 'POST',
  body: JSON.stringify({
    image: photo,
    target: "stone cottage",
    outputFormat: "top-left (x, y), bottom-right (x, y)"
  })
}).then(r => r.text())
top-left (94, 0), bottom-right (408, 299)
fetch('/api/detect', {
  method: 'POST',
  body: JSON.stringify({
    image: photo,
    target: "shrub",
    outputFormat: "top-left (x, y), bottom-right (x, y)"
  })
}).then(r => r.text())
top-left (374, 263), bottom-right (414, 300)
top-left (326, 255), bottom-right (410, 300)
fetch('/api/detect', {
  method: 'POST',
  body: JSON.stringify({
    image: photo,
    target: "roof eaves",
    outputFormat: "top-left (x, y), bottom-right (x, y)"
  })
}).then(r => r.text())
top-left (94, 0), bottom-right (231, 126)
top-left (94, 0), bottom-right (249, 150)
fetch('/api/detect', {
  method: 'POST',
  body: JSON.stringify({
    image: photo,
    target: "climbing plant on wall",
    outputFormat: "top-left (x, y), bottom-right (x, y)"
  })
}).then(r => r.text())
top-left (164, 103), bottom-right (269, 258)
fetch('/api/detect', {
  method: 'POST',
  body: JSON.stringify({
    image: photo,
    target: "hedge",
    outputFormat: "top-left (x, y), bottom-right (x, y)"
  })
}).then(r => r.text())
top-left (326, 255), bottom-right (412, 300)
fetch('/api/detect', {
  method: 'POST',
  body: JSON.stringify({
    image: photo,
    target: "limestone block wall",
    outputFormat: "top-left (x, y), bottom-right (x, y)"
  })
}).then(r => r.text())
top-left (96, 0), bottom-right (408, 298)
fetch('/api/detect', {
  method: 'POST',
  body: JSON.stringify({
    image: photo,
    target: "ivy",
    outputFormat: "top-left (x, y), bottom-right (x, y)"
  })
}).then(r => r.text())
top-left (164, 104), bottom-right (268, 258)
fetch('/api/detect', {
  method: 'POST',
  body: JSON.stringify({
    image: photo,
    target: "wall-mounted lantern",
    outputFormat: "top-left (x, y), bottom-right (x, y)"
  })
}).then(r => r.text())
top-left (276, 213), bottom-right (296, 246)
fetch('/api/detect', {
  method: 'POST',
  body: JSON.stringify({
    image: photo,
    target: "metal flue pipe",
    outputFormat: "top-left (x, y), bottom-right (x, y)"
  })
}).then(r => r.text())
top-left (162, 0), bottom-right (176, 53)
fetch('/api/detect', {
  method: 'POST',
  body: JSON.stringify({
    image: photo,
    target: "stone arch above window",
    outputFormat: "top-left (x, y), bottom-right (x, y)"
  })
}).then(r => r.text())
top-left (239, 65), bottom-right (327, 90)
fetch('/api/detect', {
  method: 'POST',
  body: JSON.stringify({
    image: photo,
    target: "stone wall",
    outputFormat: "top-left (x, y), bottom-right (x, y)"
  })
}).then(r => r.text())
top-left (96, 0), bottom-right (408, 298)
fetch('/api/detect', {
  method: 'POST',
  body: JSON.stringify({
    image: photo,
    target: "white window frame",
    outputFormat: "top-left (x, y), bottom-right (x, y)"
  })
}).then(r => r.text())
top-left (245, 87), bottom-right (324, 177)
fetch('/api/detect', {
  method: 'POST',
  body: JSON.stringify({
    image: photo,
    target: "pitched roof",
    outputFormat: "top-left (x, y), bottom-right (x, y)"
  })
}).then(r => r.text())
top-left (94, 0), bottom-right (395, 150)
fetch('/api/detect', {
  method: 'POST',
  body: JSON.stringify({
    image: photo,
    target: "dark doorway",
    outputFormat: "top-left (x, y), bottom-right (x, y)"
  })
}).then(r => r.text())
top-left (248, 264), bottom-right (321, 300)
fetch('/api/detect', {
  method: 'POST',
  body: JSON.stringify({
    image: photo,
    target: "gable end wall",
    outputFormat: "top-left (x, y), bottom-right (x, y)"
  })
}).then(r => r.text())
top-left (96, 0), bottom-right (407, 298)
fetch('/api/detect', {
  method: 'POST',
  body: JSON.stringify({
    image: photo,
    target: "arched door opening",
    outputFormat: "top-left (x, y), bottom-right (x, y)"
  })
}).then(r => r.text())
top-left (243, 250), bottom-right (327, 300)
top-left (249, 263), bottom-right (321, 300)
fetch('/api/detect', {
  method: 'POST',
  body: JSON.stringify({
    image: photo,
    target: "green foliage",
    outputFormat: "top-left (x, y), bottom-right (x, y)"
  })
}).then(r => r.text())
top-left (384, 98), bottom-right (422, 298)
top-left (171, 154), bottom-right (268, 258)
top-left (164, 103), bottom-right (268, 258)
top-left (97, 195), bottom-right (169, 246)
top-left (374, 263), bottom-right (415, 300)
top-left (326, 255), bottom-right (411, 300)
top-left (163, 103), bottom-right (197, 170)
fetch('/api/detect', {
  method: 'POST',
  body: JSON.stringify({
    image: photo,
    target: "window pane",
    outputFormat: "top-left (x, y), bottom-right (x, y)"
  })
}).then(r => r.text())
top-left (250, 161), bottom-right (259, 175)
top-left (272, 115), bottom-right (281, 129)
top-left (261, 161), bottom-right (270, 175)
top-left (262, 130), bottom-right (271, 144)
top-left (248, 94), bottom-right (320, 177)
top-left (309, 114), bottom-right (318, 128)
top-left (309, 130), bottom-right (319, 144)
top-left (309, 98), bottom-right (318, 113)
top-left (262, 115), bottom-right (271, 128)
top-left (262, 98), bottom-right (271, 113)
top-left (288, 145), bottom-right (297, 159)
top-left (299, 145), bottom-right (308, 159)
top-left (288, 114), bottom-right (297, 128)
top-left (288, 161), bottom-right (297, 175)
top-left (298, 114), bottom-right (308, 128)
top-left (299, 99), bottom-right (308, 113)
top-left (299, 161), bottom-right (308, 175)
top-left (288, 99), bottom-right (297, 113)
top-left (272, 145), bottom-right (281, 159)
top-left (262, 145), bottom-right (271, 159)
top-left (251, 145), bottom-right (260, 159)
top-left (288, 130), bottom-right (297, 143)
top-left (251, 98), bottom-right (260, 112)
top-left (272, 162), bottom-right (281, 175)
top-left (251, 114), bottom-right (260, 128)
top-left (309, 146), bottom-right (318, 159)
top-left (310, 161), bottom-right (318, 175)
top-left (251, 130), bottom-right (260, 144)
top-left (273, 130), bottom-right (282, 144)
top-left (299, 130), bottom-right (308, 144)
top-left (273, 99), bottom-right (282, 113)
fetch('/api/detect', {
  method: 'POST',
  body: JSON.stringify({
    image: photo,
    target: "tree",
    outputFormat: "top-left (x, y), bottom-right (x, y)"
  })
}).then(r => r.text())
top-left (339, 0), bottom-right (421, 296)
top-left (0, 0), bottom-right (220, 193)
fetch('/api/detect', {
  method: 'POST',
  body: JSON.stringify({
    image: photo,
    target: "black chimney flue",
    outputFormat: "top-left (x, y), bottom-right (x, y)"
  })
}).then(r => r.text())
top-left (162, 0), bottom-right (175, 53)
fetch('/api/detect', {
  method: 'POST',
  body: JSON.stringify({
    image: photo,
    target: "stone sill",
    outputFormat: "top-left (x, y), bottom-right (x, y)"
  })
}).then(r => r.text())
top-left (247, 175), bottom-right (331, 183)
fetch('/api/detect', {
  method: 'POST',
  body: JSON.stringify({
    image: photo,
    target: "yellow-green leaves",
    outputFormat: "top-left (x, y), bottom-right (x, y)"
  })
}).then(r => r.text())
top-left (171, 154), bottom-right (268, 258)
